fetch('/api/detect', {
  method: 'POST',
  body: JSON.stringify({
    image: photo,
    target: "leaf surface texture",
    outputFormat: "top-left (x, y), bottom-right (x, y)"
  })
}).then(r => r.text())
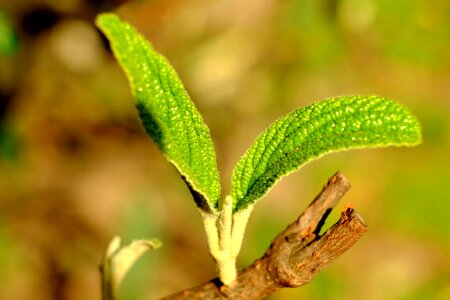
top-left (231, 95), bottom-right (421, 212)
top-left (96, 13), bottom-right (220, 212)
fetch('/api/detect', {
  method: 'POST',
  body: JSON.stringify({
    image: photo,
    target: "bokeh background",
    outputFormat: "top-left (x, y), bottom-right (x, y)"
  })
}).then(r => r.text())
top-left (1, 0), bottom-right (449, 299)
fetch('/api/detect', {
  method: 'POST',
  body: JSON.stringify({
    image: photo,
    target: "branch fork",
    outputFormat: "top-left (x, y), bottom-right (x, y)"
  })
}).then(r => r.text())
top-left (162, 172), bottom-right (367, 299)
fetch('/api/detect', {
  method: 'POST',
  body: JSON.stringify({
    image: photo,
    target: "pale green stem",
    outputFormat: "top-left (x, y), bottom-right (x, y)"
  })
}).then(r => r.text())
top-left (216, 253), bottom-right (237, 285)
top-left (216, 195), bottom-right (236, 284)
top-left (199, 210), bottom-right (220, 255)
top-left (100, 236), bottom-right (161, 300)
top-left (218, 195), bottom-right (233, 251)
top-left (230, 206), bottom-right (253, 257)
top-left (101, 236), bottom-right (121, 300)
top-left (200, 198), bottom-right (253, 285)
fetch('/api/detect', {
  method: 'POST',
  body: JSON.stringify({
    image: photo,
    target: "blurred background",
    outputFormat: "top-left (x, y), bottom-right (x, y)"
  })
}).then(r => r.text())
top-left (0, 0), bottom-right (449, 299)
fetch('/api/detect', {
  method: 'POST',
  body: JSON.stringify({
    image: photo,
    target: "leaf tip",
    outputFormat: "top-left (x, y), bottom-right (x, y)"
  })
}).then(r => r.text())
top-left (95, 12), bottom-right (117, 28)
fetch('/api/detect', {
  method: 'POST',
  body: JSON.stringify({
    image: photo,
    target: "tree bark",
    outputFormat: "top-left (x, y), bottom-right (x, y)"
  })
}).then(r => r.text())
top-left (161, 172), bottom-right (367, 300)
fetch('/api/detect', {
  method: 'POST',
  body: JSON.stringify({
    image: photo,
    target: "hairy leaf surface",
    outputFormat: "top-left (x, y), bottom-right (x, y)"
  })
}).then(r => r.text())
top-left (231, 95), bottom-right (421, 212)
top-left (96, 13), bottom-right (220, 213)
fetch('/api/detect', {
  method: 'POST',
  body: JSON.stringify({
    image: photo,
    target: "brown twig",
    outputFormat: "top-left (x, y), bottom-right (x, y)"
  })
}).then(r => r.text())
top-left (160, 172), bottom-right (367, 300)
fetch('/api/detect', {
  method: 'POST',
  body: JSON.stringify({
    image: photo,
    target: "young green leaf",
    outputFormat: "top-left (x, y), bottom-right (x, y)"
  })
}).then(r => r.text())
top-left (96, 13), bottom-right (220, 213)
top-left (101, 236), bottom-right (161, 300)
top-left (0, 9), bottom-right (19, 56)
top-left (231, 95), bottom-right (421, 212)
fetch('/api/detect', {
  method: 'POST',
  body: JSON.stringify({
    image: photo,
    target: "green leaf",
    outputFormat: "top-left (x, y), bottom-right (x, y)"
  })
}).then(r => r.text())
top-left (0, 9), bottom-right (19, 56)
top-left (231, 95), bottom-right (421, 212)
top-left (96, 13), bottom-right (220, 213)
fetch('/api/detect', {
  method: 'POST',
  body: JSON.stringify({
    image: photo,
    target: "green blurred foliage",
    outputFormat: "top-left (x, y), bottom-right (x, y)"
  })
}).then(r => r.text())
top-left (0, 123), bottom-right (20, 162)
top-left (118, 195), bottom-right (165, 300)
top-left (0, 9), bottom-right (19, 56)
top-left (377, 0), bottom-right (450, 68)
top-left (0, 0), bottom-right (449, 299)
top-left (279, 0), bottom-right (345, 68)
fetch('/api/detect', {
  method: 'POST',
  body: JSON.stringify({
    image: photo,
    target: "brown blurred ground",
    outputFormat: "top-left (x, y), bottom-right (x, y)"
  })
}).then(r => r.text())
top-left (0, 0), bottom-right (449, 299)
